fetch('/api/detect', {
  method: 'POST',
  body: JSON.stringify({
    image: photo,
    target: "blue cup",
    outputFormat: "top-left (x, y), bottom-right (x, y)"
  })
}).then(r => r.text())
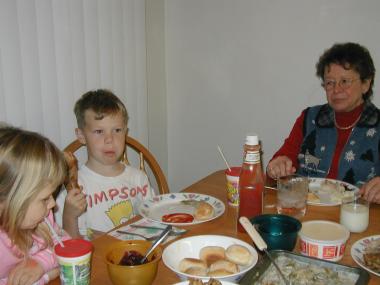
top-left (250, 214), bottom-right (301, 251)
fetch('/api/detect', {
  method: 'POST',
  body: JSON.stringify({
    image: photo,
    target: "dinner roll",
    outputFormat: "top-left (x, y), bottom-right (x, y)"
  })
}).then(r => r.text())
top-left (209, 259), bottom-right (238, 274)
top-left (185, 267), bottom-right (208, 276)
top-left (225, 244), bottom-right (253, 266)
top-left (179, 258), bottom-right (207, 273)
top-left (207, 269), bottom-right (234, 277)
top-left (194, 201), bottom-right (214, 221)
top-left (199, 246), bottom-right (225, 266)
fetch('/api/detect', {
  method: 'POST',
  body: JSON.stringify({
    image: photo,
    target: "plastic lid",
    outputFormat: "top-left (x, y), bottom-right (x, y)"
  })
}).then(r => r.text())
top-left (54, 239), bottom-right (93, 257)
top-left (245, 134), bottom-right (259, 145)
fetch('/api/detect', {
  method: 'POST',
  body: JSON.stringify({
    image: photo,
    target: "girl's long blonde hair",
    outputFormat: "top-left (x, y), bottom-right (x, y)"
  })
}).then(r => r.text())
top-left (0, 125), bottom-right (66, 253)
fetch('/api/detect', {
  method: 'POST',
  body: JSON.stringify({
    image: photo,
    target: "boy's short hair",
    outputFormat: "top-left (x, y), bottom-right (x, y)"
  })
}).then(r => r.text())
top-left (74, 89), bottom-right (129, 129)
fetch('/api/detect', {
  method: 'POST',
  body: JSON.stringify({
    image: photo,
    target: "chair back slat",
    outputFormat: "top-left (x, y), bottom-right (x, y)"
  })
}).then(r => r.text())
top-left (63, 135), bottom-right (169, 194)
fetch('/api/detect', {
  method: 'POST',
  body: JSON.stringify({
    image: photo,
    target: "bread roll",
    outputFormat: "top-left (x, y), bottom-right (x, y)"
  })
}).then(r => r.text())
top-left (209, 259), bottom-right (238, 274)
top-left (185, 267), bottom-right (208, 276)
top-left (199, 246), bottom-right (225, 266)
top-left (179, 258), bottom-right (207, 273)
top-left (207, 269), bottom-right (233, 277)
top-left (225, 244), bottom-right (253, 266)
top-left (194, 201), bottom-right (214, 221)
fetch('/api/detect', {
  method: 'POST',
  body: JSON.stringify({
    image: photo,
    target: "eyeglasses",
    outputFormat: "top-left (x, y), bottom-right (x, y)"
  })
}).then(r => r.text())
top-left (322, 78), bottom-right (360, 91)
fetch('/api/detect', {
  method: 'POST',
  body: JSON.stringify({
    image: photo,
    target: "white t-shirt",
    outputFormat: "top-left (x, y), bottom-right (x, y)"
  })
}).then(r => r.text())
top-left (55, 164), bottom-right (154, 238)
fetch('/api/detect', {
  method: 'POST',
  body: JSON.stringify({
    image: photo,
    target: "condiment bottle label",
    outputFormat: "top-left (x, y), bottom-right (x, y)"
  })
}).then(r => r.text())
top-left (244, 150), bottom-right (260, 164)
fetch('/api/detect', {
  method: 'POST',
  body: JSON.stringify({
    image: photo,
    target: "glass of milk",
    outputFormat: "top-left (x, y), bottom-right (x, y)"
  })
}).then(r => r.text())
top-left (340, 196), bottom-right (369, 233)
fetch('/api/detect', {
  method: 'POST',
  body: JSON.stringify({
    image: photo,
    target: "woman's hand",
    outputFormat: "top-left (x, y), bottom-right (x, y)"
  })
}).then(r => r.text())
top-left (359, 177), bottom-right (380, 204)
top-left (7, 259), bottom-right (44, 285)
top-left (266, 155), bottom-right (296, 179)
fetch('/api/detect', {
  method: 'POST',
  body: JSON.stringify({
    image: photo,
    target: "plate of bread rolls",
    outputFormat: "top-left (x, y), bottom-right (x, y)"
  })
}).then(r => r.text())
top-left (162, 235), bottom-right (258, 282)
top-left (139, 193), bottom-right (225, 226)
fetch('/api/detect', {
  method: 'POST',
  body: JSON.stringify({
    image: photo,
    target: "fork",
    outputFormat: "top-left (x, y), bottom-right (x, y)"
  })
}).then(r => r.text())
top-left (116, 230), bottom-right (160, 241)
top-left (116, 229), bottom-right (186, 241)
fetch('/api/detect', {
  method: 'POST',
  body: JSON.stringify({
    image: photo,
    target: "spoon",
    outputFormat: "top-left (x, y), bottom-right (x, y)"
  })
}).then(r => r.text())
top-left (239, 217), bottom-right (290, 285)
top-left (140, 225), bottom-right (172, 264)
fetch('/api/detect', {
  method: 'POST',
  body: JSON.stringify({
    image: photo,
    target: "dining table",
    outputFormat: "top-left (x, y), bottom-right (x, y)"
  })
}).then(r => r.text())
top-left (49, 170), bottom-right (380, 284)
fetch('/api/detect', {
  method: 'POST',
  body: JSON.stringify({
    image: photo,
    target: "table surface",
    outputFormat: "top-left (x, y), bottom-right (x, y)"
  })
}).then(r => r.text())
top-left (49, 170), bottom-right (380, 284)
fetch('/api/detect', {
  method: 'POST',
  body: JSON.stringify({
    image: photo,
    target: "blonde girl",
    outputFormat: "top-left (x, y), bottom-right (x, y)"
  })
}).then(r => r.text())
top-left (0, 125), bottom-right (71, 285)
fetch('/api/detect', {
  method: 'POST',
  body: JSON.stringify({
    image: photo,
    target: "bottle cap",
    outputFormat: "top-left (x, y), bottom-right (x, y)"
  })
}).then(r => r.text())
top-left (245, 134), bottom-right (258, 145)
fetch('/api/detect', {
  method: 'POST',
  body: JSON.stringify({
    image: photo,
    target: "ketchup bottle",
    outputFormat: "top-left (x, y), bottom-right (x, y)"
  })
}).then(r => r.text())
top-left (237, 134), bottom-right (264, 232)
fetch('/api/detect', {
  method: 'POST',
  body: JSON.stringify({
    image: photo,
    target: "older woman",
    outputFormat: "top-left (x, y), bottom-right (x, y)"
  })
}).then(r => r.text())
top-left (267, 42), bottom-right (380, 204)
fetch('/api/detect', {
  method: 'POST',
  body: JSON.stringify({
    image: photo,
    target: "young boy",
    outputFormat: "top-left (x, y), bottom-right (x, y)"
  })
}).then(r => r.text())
top-left (55, 89), bottom-right (154, 239)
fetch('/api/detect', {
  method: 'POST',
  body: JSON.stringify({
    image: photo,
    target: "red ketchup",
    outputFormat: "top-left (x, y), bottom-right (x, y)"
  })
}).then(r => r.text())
top-left (162, 213), bottom-right (194, 223)
top-left (237, 134), bottom-right (264, 233)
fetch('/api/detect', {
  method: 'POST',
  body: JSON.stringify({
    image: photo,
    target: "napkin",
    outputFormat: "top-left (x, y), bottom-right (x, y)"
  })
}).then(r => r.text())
top-left (108, 218), bottom-right (183, 243)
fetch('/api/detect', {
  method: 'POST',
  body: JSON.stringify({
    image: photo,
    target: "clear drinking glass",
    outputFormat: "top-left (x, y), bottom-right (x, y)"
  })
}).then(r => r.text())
top-left (277, 175), bottom-right (308, 217)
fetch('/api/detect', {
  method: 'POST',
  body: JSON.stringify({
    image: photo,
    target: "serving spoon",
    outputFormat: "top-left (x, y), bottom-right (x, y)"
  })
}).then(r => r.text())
top-left (239, 217), bottom-right (290, 285)
top-left (140, 225), bottom-right (172, 264)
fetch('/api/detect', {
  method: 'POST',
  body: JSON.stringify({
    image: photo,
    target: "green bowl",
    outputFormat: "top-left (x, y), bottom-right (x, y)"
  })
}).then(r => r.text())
top-left (250, 214), bottom-right (301, 251)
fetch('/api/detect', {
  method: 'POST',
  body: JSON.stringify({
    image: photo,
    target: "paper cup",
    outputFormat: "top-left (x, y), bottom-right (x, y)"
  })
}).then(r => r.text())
top-left (225, 167), bottom-right (241, 206)
top-left (54, 239), bottom-right (93, 285)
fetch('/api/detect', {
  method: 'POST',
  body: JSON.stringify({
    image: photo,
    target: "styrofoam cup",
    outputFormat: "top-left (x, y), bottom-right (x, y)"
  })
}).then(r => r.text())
top-left (225, 167), bottom-right (241, 206)
top-left (54, 239), bottom-right (93, 285)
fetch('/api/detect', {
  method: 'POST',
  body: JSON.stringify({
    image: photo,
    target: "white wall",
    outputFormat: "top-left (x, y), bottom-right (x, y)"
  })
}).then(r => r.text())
top-left (163, 0), bottom-right (380, 191)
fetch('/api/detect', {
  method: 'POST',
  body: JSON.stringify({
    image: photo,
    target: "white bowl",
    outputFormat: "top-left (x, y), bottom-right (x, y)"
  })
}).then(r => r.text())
top-left (173, 281), bottom-right (237, 285)
top-left (162, 235), bottom-right (258, 283)
top-left (298, 220), bottom-right (350, 262)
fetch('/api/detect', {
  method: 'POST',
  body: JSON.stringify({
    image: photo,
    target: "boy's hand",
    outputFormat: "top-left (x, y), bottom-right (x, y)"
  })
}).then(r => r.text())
top-left (64, 187), bottom-right (87, 218)
top-left (7, 259), bottom-right (44, 285)
top-left (62, 186), bottom-right (87, 238)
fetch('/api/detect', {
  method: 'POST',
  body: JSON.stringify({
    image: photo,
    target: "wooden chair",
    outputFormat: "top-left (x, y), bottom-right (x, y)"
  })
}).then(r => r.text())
top-left (64, 135), bottom-right (169, 194)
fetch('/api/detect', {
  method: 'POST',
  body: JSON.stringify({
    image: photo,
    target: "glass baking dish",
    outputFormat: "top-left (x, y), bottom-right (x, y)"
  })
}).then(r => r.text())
top-left (239, 250), bottom-right (369, 285)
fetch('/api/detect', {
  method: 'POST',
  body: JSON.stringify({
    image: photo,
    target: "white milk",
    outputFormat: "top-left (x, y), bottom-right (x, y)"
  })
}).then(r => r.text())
top-left (340, 203), bottom-right (369, 233)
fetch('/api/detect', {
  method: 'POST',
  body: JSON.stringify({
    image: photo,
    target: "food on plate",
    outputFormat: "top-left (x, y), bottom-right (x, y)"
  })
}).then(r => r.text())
top-left (63, 151), bottom-right (80, 191)
top-left (225, 244), bottom-right (253, 266)
top-left (179, 258), bottom-right (208, 273)
top-left (257, 255), bottom-right (358, 285)
top-left (188, 278), bottom-right (222, 285)
top-left (118, 250), bottom-right (146, 266)
top-left (200, 246), bottom-right (226, 266)
top-left (307, 192), bottom-right (320, 203)
top-left (181, 200), bottom-right (215, 221)
top-left (194, 201), bottom-right (215, 221)
top-left (178, 244), bottom-right (254, 278)
top-left (209, 259), bottom-right (238, 274)
top-left (308, 179), bottom-right (355, 204)
top-left (162, 213), bottom-right (194, 223)
top-left (185, 267), bottom-right (208, 276)
top-left (363, 238), bottom-right (380, 271)
top-left (208, 268), bottom-right (235, 277)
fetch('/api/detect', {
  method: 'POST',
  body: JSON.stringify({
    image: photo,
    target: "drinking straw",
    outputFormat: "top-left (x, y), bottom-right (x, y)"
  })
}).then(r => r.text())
top-left (217, 145), bottom-right (231, 172)
top-left (44, 217), bottom-right (65, 247)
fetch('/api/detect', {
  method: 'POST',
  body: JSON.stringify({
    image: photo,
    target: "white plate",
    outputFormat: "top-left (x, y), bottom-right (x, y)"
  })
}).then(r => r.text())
top-left (307, 178), bottom-right (358, 206)
top-left (351, 235), bottom-right (380, 277)
top-left (163, 235), bottom-right (258, 283)
top-left (139, 193), bottom-right (225, 226)
top-left (173, 281), bottom-right (237, 285)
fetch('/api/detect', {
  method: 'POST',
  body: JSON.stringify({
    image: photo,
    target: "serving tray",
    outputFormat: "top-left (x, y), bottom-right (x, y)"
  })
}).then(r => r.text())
top-left (239, 250), bottom-right (369, 285)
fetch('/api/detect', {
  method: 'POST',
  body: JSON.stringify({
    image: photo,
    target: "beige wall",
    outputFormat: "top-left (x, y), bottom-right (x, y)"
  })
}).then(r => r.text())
top-left (147, 0), bottom-right (380, 192)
